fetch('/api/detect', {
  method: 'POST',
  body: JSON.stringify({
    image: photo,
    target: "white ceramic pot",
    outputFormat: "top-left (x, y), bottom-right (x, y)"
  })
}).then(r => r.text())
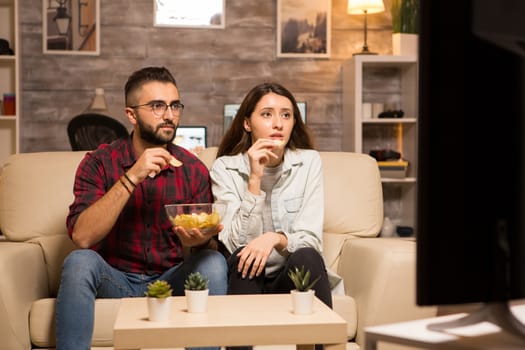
top-left (147, 297), bottom-right (172, 322)
top-left (291, 289), bottom-right (315, 315)
top-left (185, 289), bottom-right (209, 313)
top-left (392, 33), bottom-right (418, 57)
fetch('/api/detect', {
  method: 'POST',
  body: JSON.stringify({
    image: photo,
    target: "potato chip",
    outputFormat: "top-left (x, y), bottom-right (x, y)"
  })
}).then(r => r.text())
top-left (170, 156), bottom-right (183, 167)
top-left (169, 210), bottom-right (221, 233)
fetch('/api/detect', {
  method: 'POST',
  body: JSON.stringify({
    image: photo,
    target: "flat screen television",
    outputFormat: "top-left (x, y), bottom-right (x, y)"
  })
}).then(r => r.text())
top-left (417, 0), bottom-right (525, 337)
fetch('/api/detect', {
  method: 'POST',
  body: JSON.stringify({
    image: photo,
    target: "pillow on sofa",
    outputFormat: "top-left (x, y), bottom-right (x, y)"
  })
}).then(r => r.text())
top-left (0, 151), bottom-right (86, 241)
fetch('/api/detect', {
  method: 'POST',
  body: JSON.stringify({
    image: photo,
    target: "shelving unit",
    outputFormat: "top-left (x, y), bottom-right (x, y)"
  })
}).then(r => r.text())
top-left (342, 55), bottom-right (418, 232)
top-left (0, 0), bottom-right (19, 166)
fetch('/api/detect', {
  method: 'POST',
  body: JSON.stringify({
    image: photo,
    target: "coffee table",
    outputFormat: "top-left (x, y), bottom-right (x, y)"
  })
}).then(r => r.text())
top-left (113, 294), bottom-right (347, 350)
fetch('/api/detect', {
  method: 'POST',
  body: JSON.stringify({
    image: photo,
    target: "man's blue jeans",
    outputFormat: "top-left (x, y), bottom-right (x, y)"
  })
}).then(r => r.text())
top-left (55, 249), bottom-right (227, 350)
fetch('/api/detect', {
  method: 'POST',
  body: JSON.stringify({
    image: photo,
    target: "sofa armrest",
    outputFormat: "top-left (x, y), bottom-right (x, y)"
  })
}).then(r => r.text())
top-left (337, 237), bottom-right (437, 346)
top-left (0, 242), bottom-right (49, 350)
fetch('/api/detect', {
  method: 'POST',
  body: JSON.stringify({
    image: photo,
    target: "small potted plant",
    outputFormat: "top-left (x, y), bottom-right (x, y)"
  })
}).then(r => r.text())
top-left (288, 265), bottom-right (321, 315)
top-left (184, 272), bottom-right (209, 313)
top-left (145, 280), bottom-right (173, 321)
top-left (390, 0), bottom-right (419, 56)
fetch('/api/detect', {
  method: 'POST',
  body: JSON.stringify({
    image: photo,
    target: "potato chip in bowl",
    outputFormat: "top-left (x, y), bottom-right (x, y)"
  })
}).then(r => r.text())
top-left (165, 203), bottom-right (227, 234)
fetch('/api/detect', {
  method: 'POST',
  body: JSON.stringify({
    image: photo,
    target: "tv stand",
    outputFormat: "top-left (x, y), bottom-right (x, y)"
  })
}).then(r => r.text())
top-left (428, 302), bottom-right (525, 340)
top-left (365, 302), bottom-right (525, 350)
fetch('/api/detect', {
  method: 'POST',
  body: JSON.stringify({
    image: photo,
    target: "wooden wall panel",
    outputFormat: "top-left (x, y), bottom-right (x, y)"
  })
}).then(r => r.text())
top-left (18, 0), bottom-right (395, 152)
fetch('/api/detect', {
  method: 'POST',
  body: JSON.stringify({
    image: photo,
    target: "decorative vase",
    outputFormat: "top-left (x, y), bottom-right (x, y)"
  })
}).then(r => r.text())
top-left (392, 33), bottom-right (418, 57)
top-left (147, 297), bottom-right (172, 322)
top-left (185, 289), bottom-right (209, 313)
top-left (291, 289), bottom-right (315, 315)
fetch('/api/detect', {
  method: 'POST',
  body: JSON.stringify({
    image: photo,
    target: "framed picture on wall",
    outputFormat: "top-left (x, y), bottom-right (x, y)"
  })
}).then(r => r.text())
top-left (43, 0), bottom-right (100, 55)
top-left (154, 0), bottom-right (225, 28)
top-left (277, 0), bottom-right (331, 58)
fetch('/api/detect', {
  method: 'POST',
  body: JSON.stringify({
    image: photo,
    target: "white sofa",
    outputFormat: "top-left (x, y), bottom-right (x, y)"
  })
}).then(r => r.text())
top-left (0, 147), bottom-right (436, 350)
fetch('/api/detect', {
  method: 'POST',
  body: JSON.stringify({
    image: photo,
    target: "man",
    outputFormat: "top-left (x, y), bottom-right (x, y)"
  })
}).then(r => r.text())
top-left (55, 66), bottom-right (227, 350)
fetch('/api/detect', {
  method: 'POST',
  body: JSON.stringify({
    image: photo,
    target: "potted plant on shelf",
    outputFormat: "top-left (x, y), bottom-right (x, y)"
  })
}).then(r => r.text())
top-left (145, 280), bottom-right (173, 321)
top-left (391, 0), bottom-right (419, 56)
top-left (288, 265), bottom-right (320, 315)
top-left (184, 272), bottom-right (209, 313)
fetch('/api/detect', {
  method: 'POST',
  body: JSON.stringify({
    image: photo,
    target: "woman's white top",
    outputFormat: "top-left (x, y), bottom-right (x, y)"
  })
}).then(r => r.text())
top-left (210, 149), bottom-right (324, 277)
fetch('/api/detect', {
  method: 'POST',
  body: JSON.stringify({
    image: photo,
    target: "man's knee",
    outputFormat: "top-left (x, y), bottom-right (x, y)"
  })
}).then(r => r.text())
top-left (62, 249), bottom-right (101, 277)
top-left (191, 249), bottom-right (228, 276)
top-left (64, 248), bottom-right (98, 264)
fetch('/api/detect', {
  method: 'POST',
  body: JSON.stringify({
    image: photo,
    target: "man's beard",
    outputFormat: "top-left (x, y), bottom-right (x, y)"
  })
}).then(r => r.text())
top-left (136, 116), bottom-right (177, 145)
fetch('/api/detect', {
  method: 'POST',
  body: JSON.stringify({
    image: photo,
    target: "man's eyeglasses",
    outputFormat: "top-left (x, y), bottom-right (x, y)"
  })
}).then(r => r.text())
top-left (129, 101), bottom-right (185, 118)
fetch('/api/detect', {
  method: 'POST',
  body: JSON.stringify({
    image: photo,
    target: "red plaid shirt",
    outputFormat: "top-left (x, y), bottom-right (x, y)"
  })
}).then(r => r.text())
top-left (66, 135), bottom-right (212, 275)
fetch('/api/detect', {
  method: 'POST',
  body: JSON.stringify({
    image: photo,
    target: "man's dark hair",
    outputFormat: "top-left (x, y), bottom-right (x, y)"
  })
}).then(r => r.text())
top-left (125, 66), bottom-right (177, 106)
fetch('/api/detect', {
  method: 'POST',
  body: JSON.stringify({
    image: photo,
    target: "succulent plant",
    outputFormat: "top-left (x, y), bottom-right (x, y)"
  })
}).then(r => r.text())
top-left (184, 272), bottom-right (209, 291)
top-left (288, 266), bottom-right (320, 292)
top-left (144, 280), bottom-right (172, 298)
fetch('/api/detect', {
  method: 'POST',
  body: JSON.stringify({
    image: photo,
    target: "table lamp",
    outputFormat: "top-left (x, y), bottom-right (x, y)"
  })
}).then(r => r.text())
top-left (348, 0), bottom-right (385, 55)
top-left (85, 88), bottom-right (108, 112)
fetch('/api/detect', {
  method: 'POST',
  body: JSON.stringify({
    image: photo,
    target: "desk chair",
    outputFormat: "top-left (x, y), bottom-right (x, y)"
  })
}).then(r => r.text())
top-left (67, 113), bottom-right (129, 151)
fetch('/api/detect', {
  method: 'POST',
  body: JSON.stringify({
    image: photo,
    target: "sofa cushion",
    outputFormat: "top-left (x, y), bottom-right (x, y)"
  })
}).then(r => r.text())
top-left (197, 146), bottom-right (218, 169)
top-left (0, 151), bottom-right (87, 242)
top-left (30, 298), bottom-right (121, 348)
top-left (321, 152), bottom-right (383, 237)
top-left (319, 152), bottom-right (383, 269)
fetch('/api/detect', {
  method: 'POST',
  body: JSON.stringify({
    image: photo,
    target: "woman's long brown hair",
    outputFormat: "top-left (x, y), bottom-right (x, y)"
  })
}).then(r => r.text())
top-left (217, 82), bottom-right (315, 157)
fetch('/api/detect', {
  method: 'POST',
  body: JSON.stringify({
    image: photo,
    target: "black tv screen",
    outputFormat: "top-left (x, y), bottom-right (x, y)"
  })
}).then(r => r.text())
top-left (416, 0), bottom-right (525, 331)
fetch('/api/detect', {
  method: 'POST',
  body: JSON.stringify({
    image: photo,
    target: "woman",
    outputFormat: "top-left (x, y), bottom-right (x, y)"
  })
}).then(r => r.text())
top-left (210, 82), bottom-right (333, 324)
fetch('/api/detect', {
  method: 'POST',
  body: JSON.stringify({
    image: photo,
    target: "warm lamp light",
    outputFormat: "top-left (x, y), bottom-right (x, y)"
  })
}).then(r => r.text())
top-left (348, 0), bottom-right (385, 55)
top-left (85, 88), bottom-right (108, 112)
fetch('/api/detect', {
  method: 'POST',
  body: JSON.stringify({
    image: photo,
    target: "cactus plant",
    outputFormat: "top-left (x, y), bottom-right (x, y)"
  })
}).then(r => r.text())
top-left (184, 272), bottom-right (209, 291)
top-left (288, 266), bottom-right (320, 292)
top-left (145, 280), bottom-right (172, 298)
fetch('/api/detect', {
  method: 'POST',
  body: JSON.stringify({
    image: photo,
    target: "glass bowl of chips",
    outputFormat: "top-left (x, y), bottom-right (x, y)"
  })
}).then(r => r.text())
top-left (165, 202), bottom-right (227, 234)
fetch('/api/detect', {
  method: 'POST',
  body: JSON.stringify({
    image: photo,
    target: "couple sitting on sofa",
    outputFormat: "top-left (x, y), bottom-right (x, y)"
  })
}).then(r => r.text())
top-left (58, 66), bottom-right (337, 350)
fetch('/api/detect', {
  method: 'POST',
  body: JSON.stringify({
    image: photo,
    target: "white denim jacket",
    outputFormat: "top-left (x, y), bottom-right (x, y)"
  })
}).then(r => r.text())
top-left (210, 148), bottom-right (324, 276)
